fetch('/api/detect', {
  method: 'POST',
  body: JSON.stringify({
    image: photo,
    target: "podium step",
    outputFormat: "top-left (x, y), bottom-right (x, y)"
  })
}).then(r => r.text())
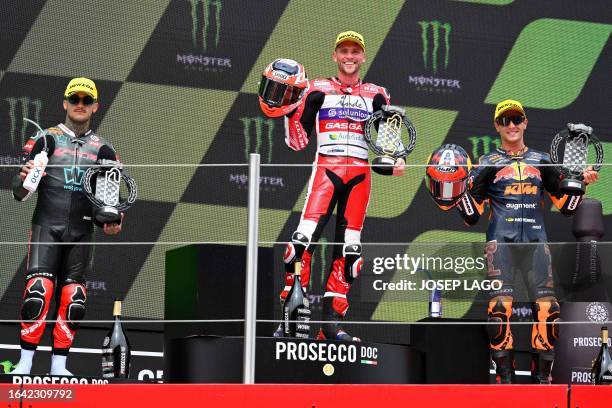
top-left (165, 335), bottom-right (424, 383)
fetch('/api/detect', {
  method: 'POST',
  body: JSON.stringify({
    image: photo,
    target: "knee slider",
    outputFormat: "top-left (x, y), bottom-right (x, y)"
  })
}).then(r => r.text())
top-left (487, 297), bottom-right (513, 349)
top-left (21, 278), bottom-right (52, 321)
top-left (487, 316), bottom-right (505, 343)
top-left (64, 284), bottom-right (87, 330)
top-left (67, 303), bottom-right (86, 330)
top-left (533, 298), bottom-right (560, 348)
top-left (22, 298), bottom-right (44, 321)
top-left (283, 231), bottom-right (310, 265)
top-left (343, 243), bottom-right (363, 283)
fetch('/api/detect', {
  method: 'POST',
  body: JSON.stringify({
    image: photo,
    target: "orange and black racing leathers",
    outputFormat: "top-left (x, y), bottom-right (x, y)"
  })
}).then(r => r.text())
top-left (456, 147), bottom-right (583, 382)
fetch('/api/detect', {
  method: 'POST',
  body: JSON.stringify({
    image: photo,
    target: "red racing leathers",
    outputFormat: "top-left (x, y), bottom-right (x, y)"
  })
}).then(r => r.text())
top-left (280, 77), bottom-right (390, 339)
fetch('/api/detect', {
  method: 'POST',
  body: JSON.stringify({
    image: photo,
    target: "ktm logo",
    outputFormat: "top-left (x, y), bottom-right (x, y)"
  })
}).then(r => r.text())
top-left (504, 182), bottom-right (537, 195)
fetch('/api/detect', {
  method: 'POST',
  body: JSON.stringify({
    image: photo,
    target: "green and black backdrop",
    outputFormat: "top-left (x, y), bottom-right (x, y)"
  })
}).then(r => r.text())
top-left (0, 1), bottom-right (610, 336)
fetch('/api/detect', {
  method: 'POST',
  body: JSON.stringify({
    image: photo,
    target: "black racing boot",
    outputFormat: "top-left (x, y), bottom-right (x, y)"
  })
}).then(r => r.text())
top-left (531, 350), bottom-right (554, 384)
top-left (317, 297), bottom-right (360, 342)
top-left (492, 349), bottom-right (515, 384)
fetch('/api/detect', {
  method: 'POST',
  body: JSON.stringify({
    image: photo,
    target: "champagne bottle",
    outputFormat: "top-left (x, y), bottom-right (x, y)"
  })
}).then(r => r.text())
top-left (102, 300), bottom-right (131, 378)
top-left (283, 261), bottom-right (311, 338)
top-left (591, 326), bottom-right (612, 385)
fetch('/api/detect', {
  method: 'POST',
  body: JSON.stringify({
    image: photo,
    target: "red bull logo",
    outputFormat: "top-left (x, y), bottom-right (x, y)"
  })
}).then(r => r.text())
top-left (493, 165), bottom-right (516, 183)
top-left (521, 164), bottom-right (541, 181)
top-left (494, 162), bottom-right (542, 183)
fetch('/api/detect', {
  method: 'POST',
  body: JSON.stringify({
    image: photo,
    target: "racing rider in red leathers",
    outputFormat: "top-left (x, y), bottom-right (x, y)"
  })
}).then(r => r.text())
top-left (272, 31), bottom-right (404, 341)
top-left (10, 78), bottom-right (123, 376)
top-left (454, 100), bottom-right (599, 383)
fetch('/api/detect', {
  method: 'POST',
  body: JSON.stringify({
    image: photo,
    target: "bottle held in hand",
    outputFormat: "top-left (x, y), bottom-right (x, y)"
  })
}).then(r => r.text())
top-left (102, 300), bottom-right (131, 379)
top-left (22, 151), bottom-right (48, 192)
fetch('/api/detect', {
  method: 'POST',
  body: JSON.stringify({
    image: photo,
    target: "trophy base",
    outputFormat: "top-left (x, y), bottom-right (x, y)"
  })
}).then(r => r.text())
top-left (94, 206), bottom-right (121, 225)
top-left (560, 178), bottom-right (585, 196)
top-left (372, 156), bottom-right (396, 176)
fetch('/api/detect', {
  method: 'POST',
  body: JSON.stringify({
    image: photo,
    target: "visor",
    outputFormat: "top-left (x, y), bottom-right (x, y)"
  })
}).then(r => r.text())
top-left (426, 176), bottom-right (467, 203)
top-left (258, 76), bottom-right (304, 108)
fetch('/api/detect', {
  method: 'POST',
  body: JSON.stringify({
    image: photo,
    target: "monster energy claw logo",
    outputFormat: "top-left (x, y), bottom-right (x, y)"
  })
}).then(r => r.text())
top-left (409, 21), bottom-right (460, 91)
top-left (240, 116), bottom-right (274, 164)
top-left (230, 116), bottom-right (283, 190)
top-left (469, 135), bottom-right (501, 157)
top-left (418, 20), bottom-right (451, 73)
top-left (178, 0), bottom-right (230, 70)
top-left (189, 0), bottom-right (221, 51)
top-left (5, 96), bottom-right (43, 148)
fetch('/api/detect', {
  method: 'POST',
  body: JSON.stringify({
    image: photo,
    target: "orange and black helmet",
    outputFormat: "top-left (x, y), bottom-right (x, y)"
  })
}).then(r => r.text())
top-left (258, 59), bottom-right (308, 117)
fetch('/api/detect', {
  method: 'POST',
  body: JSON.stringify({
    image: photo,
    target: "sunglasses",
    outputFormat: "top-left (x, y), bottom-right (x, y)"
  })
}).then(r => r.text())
top-left (496, 115), bottom-right (525, 127)
top-left (66, 94), bottom-right (95, 106)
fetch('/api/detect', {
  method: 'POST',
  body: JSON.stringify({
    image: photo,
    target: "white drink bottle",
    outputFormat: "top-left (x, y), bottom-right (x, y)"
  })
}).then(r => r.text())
top-left (22, 151), bottom-right (48, 192)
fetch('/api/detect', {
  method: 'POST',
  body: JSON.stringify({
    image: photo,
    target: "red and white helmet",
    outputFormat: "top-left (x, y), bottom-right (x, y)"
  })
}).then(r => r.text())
top-left (425, 144), bottom-right (472, 210)
top-left (258, 59), bottom-right (308, 118)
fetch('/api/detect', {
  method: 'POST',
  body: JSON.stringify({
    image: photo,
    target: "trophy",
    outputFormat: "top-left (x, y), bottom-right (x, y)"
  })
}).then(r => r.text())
top-left (83, 160), bottom-right (137, 225)
top-left (550, 123), bottom-right (603, 195)
top-left (364, 105), bottom-right (417, 175)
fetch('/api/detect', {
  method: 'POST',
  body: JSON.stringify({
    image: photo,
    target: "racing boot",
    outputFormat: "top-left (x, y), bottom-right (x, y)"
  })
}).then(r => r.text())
top-left (316, 297), bottom-right (360, 342)
top-left (531, 350), bottom-right (554, 384)
top-left (316, 327), bottom-right (361, 342)
top-left (492, 349), bottom-right (515, 384)
top-left (50, 354), bottom-right (73, 376)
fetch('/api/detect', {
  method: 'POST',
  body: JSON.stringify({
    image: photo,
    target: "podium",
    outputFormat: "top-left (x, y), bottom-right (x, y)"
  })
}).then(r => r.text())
top-left (164, 244), bottom-right (275, 339)
top-left (164, 245), bottom-right (495, 384)
top-left (165, 335), bottom-right (424, 384)
top-left (411, 318), bottom-right (490, 384)
top-left (0, 374), bottom-right (142, 384)
top-left (552, 301), bottom-right (612, 384)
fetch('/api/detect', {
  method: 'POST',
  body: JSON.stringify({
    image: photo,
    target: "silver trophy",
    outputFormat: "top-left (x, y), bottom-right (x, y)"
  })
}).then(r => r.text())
top-left (364, 105), bottom-right (417, 175)
top-left (550, 123), bottom-right (603, 195)
top-left (83, 160), bottom-right (137, 225)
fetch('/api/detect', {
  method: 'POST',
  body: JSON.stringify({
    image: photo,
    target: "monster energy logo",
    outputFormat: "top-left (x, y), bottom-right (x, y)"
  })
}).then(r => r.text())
top-left (468, 135), bottom-right (501, 157)
top-left (5, 96), bottom-right (43, 148)
top-left (240, 116), bottom-right (274, 164)
top-left (188, 0), bottom-right (221, 51)
top-left (418, 21), bottom-right (451, 73)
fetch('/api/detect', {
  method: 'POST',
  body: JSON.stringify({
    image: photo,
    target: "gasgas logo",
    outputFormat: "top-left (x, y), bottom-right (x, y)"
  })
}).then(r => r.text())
top-left (325, 122), bottom-right (364, 131)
